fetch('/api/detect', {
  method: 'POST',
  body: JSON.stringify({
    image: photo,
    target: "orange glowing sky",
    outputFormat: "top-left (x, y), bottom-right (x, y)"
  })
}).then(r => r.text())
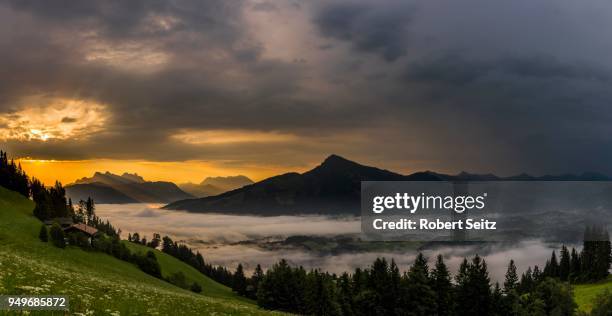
top-left (17, 158), bottom-right (303, 186)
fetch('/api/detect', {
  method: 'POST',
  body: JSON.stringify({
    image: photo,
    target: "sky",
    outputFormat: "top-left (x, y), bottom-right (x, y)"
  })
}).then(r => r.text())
top-left (2, 0), bottom-right (612, 185)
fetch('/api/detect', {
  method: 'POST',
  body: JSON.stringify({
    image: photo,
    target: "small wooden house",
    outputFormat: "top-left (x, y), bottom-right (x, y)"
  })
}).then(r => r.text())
top-left (63, 223), bottom-right (99, 245)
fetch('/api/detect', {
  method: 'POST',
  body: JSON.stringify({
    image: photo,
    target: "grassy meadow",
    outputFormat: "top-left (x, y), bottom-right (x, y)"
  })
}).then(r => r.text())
top-left (574, 276), bottom-right (612, 313)
top-left (0, 186), bottom-right (280, 315)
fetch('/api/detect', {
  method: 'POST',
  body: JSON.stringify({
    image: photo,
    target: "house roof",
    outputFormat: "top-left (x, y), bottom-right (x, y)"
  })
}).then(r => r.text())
top-left (63, 223), bottom-right (98, 236)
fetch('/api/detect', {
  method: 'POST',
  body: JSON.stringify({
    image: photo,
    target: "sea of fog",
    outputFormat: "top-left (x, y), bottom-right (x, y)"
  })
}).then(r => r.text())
top-left (96, 203), bottom-right (571, 282)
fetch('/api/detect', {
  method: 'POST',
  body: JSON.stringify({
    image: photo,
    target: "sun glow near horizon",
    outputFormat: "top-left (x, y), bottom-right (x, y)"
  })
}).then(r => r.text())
top-left (17, 158), bottom-right (295, 187)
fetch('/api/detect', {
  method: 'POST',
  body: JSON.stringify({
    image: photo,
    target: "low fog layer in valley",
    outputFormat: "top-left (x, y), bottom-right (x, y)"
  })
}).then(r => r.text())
top-left (96, 204), bottom-right (569, 282)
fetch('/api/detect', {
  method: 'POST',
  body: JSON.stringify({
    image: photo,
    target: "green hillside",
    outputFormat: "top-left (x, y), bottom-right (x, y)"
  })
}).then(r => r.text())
top-left (574, 276), bottom-right (612, 313)
top-left (0, 186), bottom-right (279, 315)
top-left (123, 241), bottom-right (253, 304)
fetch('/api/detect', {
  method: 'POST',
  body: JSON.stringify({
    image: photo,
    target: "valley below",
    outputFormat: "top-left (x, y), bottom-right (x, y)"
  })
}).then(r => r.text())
top-left (96, 203), bottom-right (569, 283)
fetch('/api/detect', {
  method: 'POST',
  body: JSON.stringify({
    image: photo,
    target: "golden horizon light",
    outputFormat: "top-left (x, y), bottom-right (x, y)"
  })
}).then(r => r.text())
top-left (17, 158), bottom-right (298, 187)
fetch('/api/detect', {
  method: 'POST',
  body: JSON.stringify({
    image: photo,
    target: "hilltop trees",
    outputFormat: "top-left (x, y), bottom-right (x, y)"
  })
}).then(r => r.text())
top-left (0, 150), bottom-right (29, 197)
top-left (31, 179), bottom-right (74, 221)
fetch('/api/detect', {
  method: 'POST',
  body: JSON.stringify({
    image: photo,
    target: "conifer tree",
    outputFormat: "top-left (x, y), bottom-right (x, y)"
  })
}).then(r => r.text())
top-left (431, 254), bottom-right (453, 316)
top-left (304, 270), bottom-right (341, 316)
top-left (518, 267), bottom-right (534, 294)
top-left (403, 253), bottom-right (436, 315)
top-left (549, 250), bottom-right (559, 278)
top-left (232, 264), bottom-right (247, 296)
top-left (491, 282), bottom-right (504, 315)
top-left (504, 259), bottom-right (518, 293)
top-left (337, 272), bottom-right (354, 316)
top-left (456, 255), bottom-right (491, 316)
top-left (250, 264), bottom-right (264, 299)
top-left (559, 245), bottom-right (570, 281)
top-left (569, 247), bottom-right (581, 281)
top-left (532, 265), bottom-right (542, 282)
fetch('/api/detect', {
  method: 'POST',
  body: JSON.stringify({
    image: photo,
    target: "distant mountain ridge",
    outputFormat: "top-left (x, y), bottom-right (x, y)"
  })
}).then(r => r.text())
top-left (66, 172), bottom-right (193, 204)
top-left (163, 154), bottom-right (611, 215)
top-left (179, 175), bottom-right (253, 198)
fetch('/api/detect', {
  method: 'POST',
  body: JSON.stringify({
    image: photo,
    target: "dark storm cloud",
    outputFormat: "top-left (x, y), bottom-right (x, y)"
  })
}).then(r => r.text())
top-left (396, 54), bottom-right (612, 173)
top-left (313, 1), bottom-right (413, 62)
top-left (3, 0), bottom-right (612, 175)
top-left (5, 0), bottom-right (245, 41)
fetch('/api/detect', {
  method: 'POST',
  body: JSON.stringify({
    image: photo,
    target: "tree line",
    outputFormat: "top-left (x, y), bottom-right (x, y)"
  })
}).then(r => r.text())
top-left (126, 229), bottom-right (611, 316)
top-left (127, 233), bottom-right (234, 288)
top-left (240, 230), bottom-right (610, 315)
top-left (0, 151), bottom-right (29, 197)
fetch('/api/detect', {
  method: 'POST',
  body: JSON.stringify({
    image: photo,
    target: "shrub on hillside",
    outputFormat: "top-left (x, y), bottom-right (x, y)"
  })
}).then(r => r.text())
top-left (136, 251), bottom-right (162, 278)
top-left (38, 225), bottom-right (48, 242)
top-left (190, 282), bottom-right (202, 293)
top-left (168, 271), bottom-right (188, 289)
top-left (49, 223), bottom-right (65, 248)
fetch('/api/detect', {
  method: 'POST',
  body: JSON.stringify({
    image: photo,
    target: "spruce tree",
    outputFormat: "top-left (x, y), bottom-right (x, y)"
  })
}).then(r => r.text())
top-left (369, 257), bottom-right (391, 313)
top-left (518, 267), bottom-right (534, 294)
top-left (470, 255), bottom-right (492, 315)
top-left (304, 270), bottom-right (340, 316)
top-left (532, 265), bottom-right (542, 282)
top-left (232, 264), bottom-right (247, 296)
top-left (504, 259), bottom-right (518, 293)
top-left (550, 251), bottom-right (559, 278)
top-left (456, 255), bottom-right (491, 316)
top-left (559, 245), bottom-right (570, 281)
top-left (337, 272), bottom-right (354, 316)
top-left (569, 247), bottom-right (581, 281)
top-left (431, 254), bottom-right (453, 316)
top-left (502, 260), bottom-right (520, 316)
top-left (403, 253), bottom-right (437, 315)
top-left (251, 264), bottom-right (264, 299)
top-left (491, 282), bottom-right (504, 316)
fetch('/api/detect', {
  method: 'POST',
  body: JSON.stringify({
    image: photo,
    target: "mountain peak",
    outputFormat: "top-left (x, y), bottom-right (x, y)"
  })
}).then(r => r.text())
top-left (121, 172), bottom-right (145, 183)
top-left (320, 154), bottom-right (354, 167)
